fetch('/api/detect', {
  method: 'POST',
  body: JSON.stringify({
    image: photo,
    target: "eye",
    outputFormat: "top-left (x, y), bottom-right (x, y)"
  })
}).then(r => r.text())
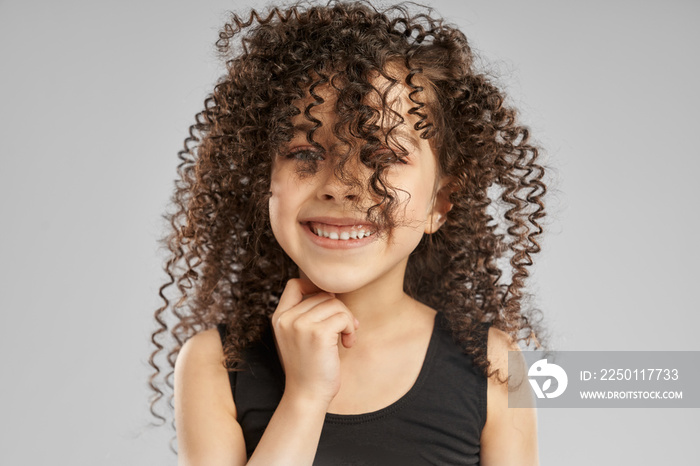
top-left (375, 149), bottom-right (408, 165)
top-left (285, 148), bottom-right (325, 161)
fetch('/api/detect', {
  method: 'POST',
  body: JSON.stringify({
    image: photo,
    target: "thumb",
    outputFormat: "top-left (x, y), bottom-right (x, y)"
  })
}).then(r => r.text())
top-left (297, 274), bottom-right (324, 299)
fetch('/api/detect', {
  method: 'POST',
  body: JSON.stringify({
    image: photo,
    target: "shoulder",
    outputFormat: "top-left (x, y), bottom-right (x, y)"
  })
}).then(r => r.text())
top-left (174, 329), bottom-right (248, 464)
top-left (485, 326), bottom-right (521, 380)
top-left (180, 328), bottom-right (225, 357)
top-left (181, 327), bottom-right (223, 351)
top-left (480, 326), bottom-right (540, 465)
top-left (175, 328), bottom-right (237, 418)
top-left (177, 328), bottom-right (226, 373)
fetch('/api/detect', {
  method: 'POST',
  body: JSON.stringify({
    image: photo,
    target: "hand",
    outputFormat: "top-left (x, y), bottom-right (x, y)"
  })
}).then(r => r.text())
top-left (271, 278), bottom-right (359, 408)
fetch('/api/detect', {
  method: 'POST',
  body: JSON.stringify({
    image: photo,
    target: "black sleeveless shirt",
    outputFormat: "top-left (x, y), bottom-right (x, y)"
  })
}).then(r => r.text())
top-left (216, 313), bottom-right (492, 465)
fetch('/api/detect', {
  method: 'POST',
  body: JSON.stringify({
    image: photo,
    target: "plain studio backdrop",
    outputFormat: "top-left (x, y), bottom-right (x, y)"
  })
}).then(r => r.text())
top-left (1, 0), bottom-right (698, 464)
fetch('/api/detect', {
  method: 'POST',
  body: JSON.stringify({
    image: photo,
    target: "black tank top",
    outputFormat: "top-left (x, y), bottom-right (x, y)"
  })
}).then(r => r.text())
top-left (216, 313), bottom-right (492, 465)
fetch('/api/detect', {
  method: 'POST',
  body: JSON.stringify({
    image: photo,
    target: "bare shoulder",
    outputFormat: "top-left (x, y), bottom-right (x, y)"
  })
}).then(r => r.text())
top-left (174, 328), bottom-right (247, 466)
top-left (480, 326), bottom-right (539, 466)
top-left (179, 329), bottom-right (226, 365)
top-left (485, 326), bottom-right (528, 384)
top-left (177, 328), bottom-right (222, 368)
top-left (176, 328), bottom-right (237, 417)
top-left (486, 326), bottom-right (519, 372)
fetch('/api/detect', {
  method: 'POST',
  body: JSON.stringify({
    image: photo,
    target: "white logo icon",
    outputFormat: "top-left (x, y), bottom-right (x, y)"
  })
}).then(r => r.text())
top-left (528, 358), bottom-right (568, 399)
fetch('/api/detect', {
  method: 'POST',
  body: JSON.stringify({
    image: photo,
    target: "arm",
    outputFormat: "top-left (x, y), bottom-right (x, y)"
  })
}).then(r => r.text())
top-left (480, 327), bottom-right (540, 466)
top-left (174, 329), bottom-right (331, 466)
top-left (174, 279), bottom-right (357, 466)
top-left (174, 329), bottom-right (247, 466)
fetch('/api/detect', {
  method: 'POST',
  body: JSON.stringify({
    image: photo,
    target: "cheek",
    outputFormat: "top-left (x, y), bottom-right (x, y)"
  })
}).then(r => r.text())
top-left (268, 169), bottom-right (288, 236)
top-left (269, 163), bottom-right (285, 197)
top-left (394, 176), bottom-right (435, 218)
top-left (268, 195), bottom-right (293, 256)
top-left (268, 167), bottom-right (309, 238)
top-left (269, 164), bottom-right (297, 206)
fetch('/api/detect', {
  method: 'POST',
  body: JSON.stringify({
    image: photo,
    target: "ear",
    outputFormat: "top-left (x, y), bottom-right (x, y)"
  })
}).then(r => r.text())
top-left (425, 176), bottom-right (455, 234)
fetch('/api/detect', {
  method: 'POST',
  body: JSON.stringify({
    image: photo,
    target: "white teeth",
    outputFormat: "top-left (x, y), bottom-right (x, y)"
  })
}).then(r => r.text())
top-left (311, 224), bottom-right (373, 240)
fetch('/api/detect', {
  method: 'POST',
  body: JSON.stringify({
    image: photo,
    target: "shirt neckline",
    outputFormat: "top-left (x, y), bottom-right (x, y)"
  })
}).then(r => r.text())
top-left (323, 311), bottom-right (440, 425)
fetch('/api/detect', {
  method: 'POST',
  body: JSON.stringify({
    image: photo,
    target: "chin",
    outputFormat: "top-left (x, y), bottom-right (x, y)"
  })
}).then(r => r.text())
top-left (303, 270), bottom-right (370, 294)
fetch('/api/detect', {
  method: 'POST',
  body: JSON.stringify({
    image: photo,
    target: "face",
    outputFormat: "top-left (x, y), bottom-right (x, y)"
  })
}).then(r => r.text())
top-left (268, 74), bottom-right (450, 294)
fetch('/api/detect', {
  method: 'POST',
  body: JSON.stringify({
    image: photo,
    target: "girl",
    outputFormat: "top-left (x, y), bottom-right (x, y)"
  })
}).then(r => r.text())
top-left (149, 1), bottom-right (547, 464)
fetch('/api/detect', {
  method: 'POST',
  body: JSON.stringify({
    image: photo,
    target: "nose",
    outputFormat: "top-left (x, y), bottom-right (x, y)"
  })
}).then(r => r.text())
top-left (317, 161), bottom-right (360, 202)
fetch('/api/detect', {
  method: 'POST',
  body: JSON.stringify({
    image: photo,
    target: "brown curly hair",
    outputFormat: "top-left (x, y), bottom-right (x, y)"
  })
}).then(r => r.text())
top-left (148, 0), bottom-right (548, 451)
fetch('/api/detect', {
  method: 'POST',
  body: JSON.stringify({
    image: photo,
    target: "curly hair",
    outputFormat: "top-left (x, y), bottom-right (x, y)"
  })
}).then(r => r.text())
top-left (148, 0), bottom-right (548, 451)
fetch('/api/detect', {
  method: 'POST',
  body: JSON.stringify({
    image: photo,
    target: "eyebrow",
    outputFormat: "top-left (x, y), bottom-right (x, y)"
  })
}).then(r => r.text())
top-left (384, 126), bottom-right (419, 149)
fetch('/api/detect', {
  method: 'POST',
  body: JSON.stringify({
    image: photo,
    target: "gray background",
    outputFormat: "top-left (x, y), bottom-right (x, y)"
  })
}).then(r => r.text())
top-left (1, 0), bottom-right (698, 464)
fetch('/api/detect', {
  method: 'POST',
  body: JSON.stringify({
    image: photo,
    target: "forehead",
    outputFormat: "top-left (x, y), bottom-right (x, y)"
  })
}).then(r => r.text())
top-left (289, 70), bottom-right (430, 138)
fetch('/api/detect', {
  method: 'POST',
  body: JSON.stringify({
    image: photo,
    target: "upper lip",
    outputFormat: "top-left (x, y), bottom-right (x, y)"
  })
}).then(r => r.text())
top-left (300, 216), bottom-right (375, 227)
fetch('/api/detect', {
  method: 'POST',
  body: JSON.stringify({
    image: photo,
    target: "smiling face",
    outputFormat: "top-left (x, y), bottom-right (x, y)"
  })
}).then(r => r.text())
top-left (268, 73), bottom-right (451, 294)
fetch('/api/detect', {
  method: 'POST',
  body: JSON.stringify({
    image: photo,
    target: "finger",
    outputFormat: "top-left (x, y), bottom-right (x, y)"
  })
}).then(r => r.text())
top-left (341, 332), bottom-right (356, 349)
top-left (276, 278), bottom-right (324, 313)
top-left (292, 298), bottom-right (351, 324)
top-left (273, 292), bottom-right (336, 328)
top-left (319, 312), bottom-right (357, 348)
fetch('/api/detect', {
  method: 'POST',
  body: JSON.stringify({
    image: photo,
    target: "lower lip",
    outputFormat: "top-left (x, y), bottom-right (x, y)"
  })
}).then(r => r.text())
top-left (302, 223), bottom-right (378, 250)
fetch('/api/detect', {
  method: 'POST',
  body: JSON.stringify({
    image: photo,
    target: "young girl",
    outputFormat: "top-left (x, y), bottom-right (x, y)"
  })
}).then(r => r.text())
top-left (149, 1), bottom-right (547, 464)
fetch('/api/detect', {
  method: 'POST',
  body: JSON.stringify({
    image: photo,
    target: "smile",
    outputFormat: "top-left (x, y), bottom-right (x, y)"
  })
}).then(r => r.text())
top-left (307, 221), bottom-right (374, 240)
top-left (301, 221), bottom-right (378, 249)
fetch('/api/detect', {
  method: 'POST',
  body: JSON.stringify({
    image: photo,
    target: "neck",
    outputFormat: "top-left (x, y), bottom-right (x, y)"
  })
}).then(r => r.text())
top-left (299, 257), bottom-right (420, 335)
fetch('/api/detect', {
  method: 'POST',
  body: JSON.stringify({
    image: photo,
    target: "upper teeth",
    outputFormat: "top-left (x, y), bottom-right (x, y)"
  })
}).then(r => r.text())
top-left (312, 225), bottom-right (374, 240)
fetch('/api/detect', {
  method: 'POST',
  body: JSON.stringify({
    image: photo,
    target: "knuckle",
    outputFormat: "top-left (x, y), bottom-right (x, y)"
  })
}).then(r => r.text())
top-left (275, 312), bottom-right (290, 330)
top-left (332, 298), bottom-right (349, 313)
top-left (319, 297), bottom-right (341, 310)
top-left (310, 326), bottom-right (325, 341)
top-left (291, 317), bottom-right (305, 333)
top-left (325, 313), bottom-right (343, 328)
